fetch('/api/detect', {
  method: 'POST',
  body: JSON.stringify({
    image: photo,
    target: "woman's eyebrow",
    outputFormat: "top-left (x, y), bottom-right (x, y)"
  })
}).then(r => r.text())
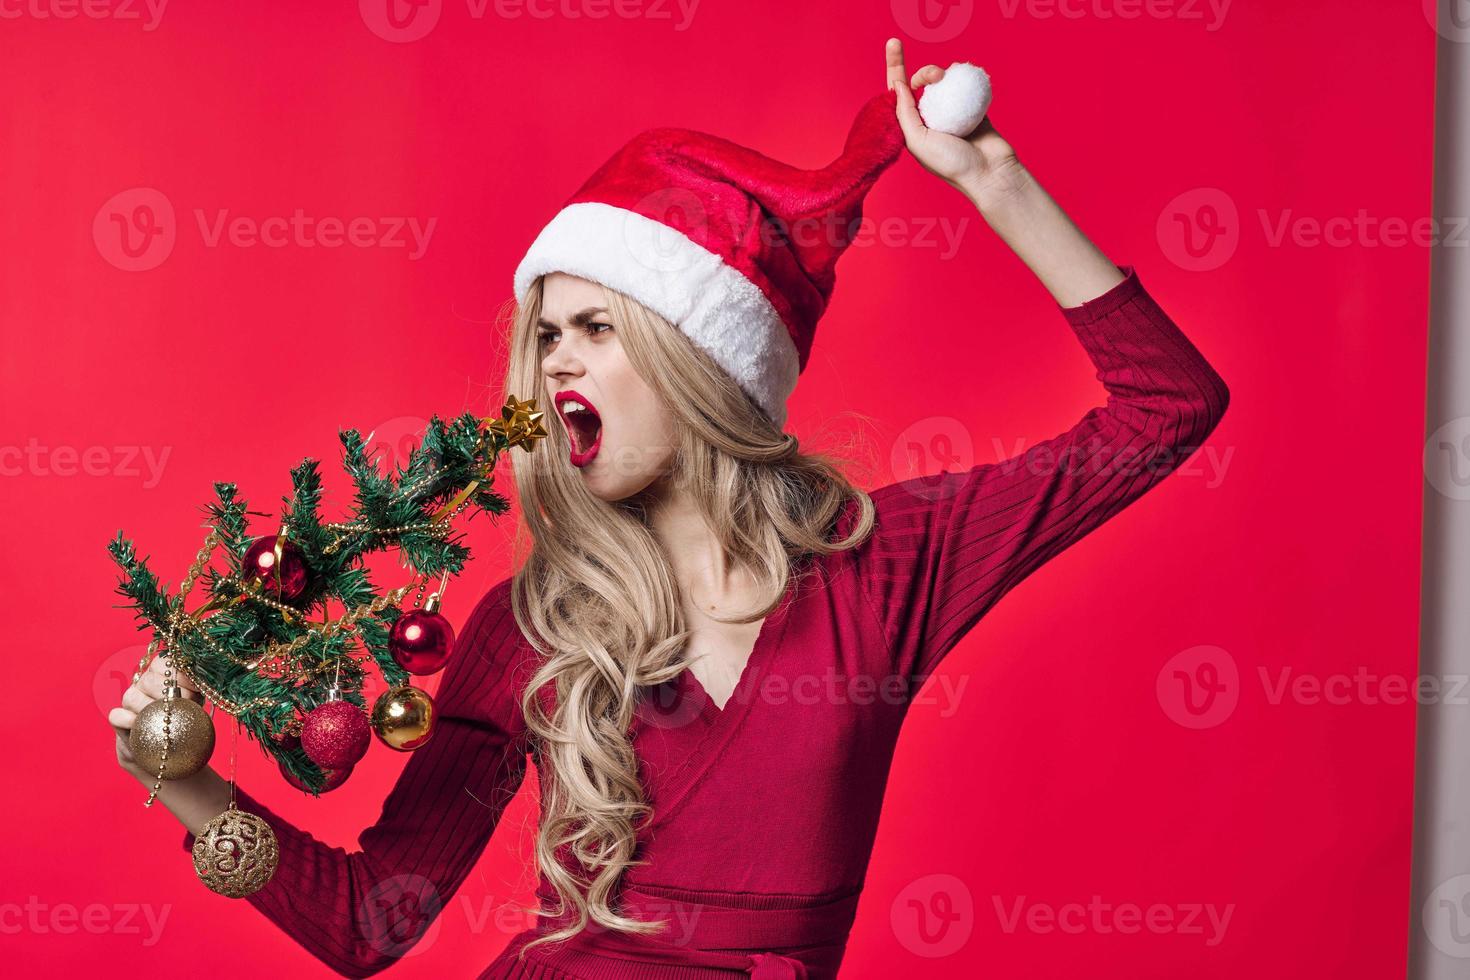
top-left (536, 307), bottom-right (608, 329)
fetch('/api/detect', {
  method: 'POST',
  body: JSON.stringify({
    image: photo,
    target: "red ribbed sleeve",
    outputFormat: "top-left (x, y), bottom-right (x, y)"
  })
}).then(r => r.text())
top-left (855, 264), bottom-right (1230, 681)
top-left (182, 578), bottom-right (534, 978)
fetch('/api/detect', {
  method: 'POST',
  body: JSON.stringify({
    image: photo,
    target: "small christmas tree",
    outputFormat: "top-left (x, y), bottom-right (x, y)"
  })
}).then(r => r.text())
top-left (108, 396), bottom-right (547, 794)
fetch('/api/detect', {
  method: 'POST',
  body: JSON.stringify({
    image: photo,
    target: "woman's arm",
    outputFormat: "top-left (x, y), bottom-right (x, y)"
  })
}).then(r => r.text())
top-left (115, 578), bottom-right (533, 978)
top-left (849, 43), bottom-right (1230, 683)
top-left (852, 263), bottom-right (1228, 682)
top-left (960, 165), bottom-right (1127, 306)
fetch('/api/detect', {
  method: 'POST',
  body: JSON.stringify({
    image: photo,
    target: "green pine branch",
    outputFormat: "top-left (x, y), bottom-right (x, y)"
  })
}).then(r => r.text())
top-left (108, 409), bottom-right (527, 794)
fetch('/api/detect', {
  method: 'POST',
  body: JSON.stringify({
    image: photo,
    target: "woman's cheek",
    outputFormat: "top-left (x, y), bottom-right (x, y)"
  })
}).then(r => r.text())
top-left (607, 439), bottom-right (660, 481)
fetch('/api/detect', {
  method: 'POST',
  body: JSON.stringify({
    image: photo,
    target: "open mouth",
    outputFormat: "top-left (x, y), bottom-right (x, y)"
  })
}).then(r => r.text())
top-left (554, 390), bottom-right (603, 467)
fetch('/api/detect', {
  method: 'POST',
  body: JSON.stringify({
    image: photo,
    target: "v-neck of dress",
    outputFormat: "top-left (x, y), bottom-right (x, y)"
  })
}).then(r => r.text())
top-left (670, 571), bottom-right (800, 726)
top-left (678, 607), bottom-right (777, 718)
top-left (633, 571), bottom-right (802, 833)
top-left (629, 575), bottom-right (799, 834)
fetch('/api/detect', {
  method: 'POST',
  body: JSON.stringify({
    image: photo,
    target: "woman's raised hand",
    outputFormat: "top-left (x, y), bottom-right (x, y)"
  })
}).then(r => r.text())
top-left (885, 38), bottom-right (1023, 202)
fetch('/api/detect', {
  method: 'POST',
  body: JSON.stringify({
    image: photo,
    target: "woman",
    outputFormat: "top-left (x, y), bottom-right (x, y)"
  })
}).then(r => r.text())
top-left (110, 40), bottom-right (1228, 979)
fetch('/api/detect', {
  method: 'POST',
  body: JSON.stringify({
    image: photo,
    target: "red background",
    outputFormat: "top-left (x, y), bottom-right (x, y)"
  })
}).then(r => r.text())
top-left (2, 1), bottom-right (1431, 977)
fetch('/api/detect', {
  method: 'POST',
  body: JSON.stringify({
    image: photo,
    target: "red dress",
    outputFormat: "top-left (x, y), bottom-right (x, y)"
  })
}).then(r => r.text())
top-left (183, 264), bottom-right (1228, 978)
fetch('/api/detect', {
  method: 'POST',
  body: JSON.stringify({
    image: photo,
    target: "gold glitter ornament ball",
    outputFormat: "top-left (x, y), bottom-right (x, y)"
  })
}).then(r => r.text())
top-left (192, 805), bottom-right (279, 898)
top-left (371, 685), bottom-right (435, 751)
top-left (129, 696), bottom-right (216, 779)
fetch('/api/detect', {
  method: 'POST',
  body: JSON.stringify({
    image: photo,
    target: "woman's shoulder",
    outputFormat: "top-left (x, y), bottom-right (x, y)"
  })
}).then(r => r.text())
top-left (460, 574), bottom-right (543, 665)
top-left (436, 573), bottom-right (541, 723)
top-left (828, 476), bottom-right (941, 556)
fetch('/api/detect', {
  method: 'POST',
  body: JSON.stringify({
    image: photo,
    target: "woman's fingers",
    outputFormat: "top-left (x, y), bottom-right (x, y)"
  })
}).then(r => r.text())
top-left (139, 671), bottom-right (200, 701)
top-left (885, 37), bottom-right (908, 91)
top-left (892, 72), bottom-right (927, 140)
top-left (109, 706), bottom-right (137, 732)
top-left (142, 655), bottom-right (201, 699)
top-left (122, 686), bottom-right (153, 714)
top-left (911, 64), bottom-right (944, 89)
top-left (886, 40), bottom-right (928, 141)
top-left (137, 670), bottom-right (163, 700)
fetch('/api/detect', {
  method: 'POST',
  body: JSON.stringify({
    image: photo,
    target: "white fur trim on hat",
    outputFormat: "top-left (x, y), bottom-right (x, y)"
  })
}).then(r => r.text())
top-left (513, 201), bottom-right (800, 429)
top-left (918, 62), bottom-right (993, 138)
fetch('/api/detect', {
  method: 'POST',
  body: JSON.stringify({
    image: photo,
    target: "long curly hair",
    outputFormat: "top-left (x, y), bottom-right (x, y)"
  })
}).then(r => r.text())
top-left (498, 273), bottom-right (878, 955)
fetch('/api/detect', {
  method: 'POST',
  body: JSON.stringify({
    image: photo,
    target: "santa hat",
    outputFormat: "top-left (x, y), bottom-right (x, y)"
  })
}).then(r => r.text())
top-left (513, 63), bottom-right (991, 429)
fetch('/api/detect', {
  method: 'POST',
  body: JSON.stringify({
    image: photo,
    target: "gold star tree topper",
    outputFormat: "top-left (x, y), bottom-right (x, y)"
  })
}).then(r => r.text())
top-left (486, 394), bottom-right (548, 451)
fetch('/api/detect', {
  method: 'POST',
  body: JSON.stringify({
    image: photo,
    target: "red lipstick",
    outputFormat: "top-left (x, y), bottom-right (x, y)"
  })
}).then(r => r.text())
top-left (554, 389), bottom-right (603, 468)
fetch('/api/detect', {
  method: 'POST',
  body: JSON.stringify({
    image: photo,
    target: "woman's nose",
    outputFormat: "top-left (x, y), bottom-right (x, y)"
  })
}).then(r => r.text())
top-left (541, 333), bottom-right (584, 378)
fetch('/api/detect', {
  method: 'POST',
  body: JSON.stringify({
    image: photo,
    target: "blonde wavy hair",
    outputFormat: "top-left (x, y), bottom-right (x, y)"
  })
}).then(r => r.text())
top-left (497, 273), bottom-right (878, 955)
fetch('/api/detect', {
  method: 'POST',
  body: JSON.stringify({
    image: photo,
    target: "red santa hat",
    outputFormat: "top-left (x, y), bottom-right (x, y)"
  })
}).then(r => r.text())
top-left (513, 64), bottom-right (991, 429)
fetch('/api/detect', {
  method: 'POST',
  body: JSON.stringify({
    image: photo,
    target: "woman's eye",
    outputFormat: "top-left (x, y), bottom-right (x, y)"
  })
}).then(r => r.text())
top-left (538, 322), bottom-right (610, 351)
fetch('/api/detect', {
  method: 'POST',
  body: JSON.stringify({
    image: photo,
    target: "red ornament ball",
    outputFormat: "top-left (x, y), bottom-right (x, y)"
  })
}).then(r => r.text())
top-left (242, 534), bottom-right (310, 602)
top-left (300, 700), bottom-right (371, 770)
top-left (279, 758), bottom-right (353, 793)
top-left (389, 609), bottom-right (455, 675)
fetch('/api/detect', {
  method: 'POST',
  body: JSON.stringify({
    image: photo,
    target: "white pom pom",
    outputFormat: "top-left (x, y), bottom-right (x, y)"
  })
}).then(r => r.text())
top-left (917, 62), bottom-right (993, 137)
